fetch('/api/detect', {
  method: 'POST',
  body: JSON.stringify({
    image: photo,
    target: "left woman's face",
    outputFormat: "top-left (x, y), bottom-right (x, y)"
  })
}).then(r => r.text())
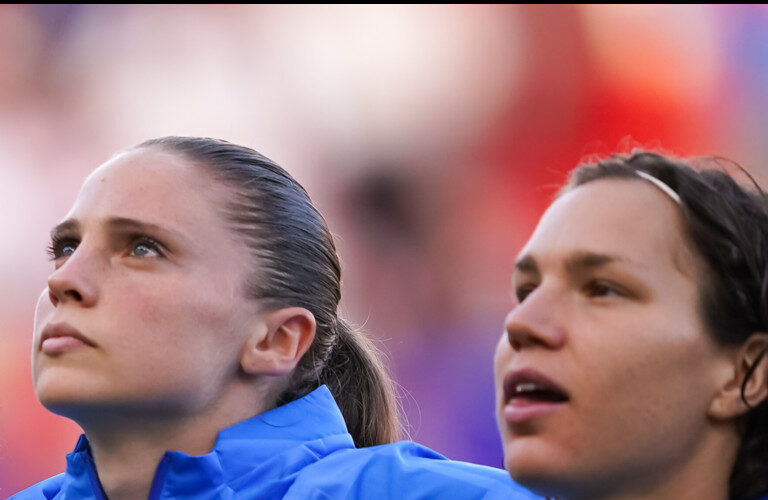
top-left (494, 179), bottom-right (735, 496)
top-left (33, 148), bottom-right (257, 418)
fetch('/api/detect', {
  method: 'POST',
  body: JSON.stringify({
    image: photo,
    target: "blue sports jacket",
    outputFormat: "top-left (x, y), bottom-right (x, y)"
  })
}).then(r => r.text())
top-left (11, 385), bottom-right (540, 499)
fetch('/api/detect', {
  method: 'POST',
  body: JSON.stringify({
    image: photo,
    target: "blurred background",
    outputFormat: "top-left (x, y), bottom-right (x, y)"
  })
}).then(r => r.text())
top-left (2, 4), bottom-right (768, 493)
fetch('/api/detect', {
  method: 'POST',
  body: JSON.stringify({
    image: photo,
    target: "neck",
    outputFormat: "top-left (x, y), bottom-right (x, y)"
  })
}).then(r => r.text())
top-left (562, 422), bottom-right (739, 500)
top-left (76, 379), bottom-right (274, 500)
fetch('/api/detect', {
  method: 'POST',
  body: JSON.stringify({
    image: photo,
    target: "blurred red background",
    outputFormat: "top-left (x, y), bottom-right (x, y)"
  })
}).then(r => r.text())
top-left (2, 4), bottom-right (768, 494)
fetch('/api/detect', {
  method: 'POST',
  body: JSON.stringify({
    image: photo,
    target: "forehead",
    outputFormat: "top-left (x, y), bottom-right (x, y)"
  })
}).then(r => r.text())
top-left (65, 147), bottom-right (227, 230)
top-left (520, 179), bottom-right (694, 274)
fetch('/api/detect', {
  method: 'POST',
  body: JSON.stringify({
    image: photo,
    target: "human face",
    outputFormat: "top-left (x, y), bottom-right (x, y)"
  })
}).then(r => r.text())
top-left (33, 148), bottom-right (257, 420)
top-left (494, 179), bottom-right (736, 498)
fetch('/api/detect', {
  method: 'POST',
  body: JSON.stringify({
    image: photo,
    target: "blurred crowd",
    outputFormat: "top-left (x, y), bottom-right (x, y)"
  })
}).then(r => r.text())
top-left (2, 4), bottom-right (768, 494)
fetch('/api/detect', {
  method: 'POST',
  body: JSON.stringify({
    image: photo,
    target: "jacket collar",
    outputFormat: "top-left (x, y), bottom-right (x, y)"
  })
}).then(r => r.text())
top-left (63, 385), bottom-right (353, 498)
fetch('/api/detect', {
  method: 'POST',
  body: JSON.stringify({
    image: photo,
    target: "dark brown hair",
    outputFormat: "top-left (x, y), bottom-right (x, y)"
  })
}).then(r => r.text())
top-left (567, 151), bottom-right (768, 500)
top-left (136, 137), bottom-right (401, 447)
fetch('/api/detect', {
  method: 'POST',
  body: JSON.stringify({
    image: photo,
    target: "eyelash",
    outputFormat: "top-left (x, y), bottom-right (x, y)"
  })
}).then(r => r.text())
top-left (514, 280), bottom-right (626, 303)
top-left (127, 235), bottom-right (165, 258)
top-left (584, 280), bottom-right (623, 298)
top-left (46, 234), bottom-right (78, 261)
top-left (45, 234), bottom-right (166, 260)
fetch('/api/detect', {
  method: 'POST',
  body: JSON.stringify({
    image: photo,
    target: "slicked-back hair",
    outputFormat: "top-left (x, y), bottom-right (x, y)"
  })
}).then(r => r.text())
top-left (136, 137), bottom-right (401, 447)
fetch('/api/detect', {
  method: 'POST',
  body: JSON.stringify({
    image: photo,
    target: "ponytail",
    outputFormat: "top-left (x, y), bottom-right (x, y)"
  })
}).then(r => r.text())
top-left (318, 319), bottom-right (401, 447)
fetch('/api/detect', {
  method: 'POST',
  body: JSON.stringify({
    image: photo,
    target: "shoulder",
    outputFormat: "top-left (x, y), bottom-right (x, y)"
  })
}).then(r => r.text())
top-left (285, 440), bottom-right (541, 499)
top-left (7, 473), bottom-right (66, 500)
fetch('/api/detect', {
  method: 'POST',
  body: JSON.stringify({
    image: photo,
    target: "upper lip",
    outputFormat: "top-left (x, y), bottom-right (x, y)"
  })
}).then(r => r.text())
top-left (503, 368), bottom-right (569, 403)
top-left (39, 322), bottom-right (97, 350)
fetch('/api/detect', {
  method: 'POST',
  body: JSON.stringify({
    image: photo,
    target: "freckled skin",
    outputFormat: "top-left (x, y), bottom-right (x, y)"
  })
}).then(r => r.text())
top-left (494, 180), bottom-right (737, 498)
top-left (33, 148), bottom-right (258, 420)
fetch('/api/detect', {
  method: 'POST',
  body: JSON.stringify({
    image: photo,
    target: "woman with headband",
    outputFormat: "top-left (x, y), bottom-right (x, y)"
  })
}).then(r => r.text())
top-left (13, 137), bottom-right (539, 500)
top-left (495, 151), bottom-right (768, 500)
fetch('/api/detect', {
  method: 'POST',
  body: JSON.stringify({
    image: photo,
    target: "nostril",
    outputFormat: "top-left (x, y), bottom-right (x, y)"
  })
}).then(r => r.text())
top-left (66, 290), bottom-right (83, 302)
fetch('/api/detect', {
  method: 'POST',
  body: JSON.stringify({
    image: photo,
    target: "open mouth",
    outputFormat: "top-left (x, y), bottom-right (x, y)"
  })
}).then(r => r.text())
top-left (502, 369), bottom-right (569, 419)
top-left (509, 380), bottom-right (569, 403)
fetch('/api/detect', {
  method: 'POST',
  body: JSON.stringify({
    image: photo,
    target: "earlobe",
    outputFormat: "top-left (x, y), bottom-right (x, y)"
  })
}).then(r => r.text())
top-left (240, 307), bottom-right (316, 377)
top-left (708, 333), bottom-right (768, 420)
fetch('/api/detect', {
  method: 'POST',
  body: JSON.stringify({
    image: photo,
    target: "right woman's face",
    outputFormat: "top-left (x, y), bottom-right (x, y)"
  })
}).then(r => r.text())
top-left (494, 179), bottom-right (738, 497)
top-left (33, 148), bottom-right (258, 418)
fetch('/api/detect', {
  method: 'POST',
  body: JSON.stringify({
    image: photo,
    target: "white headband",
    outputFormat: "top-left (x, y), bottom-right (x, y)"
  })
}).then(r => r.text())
top-left (635, 170), bottom-right (682, 205)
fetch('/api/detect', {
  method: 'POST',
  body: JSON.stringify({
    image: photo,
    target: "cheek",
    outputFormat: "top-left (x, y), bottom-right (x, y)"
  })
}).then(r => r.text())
top-left (570, 316), bottom-right (718, 465)
top-left (591, 322), bottom-right (713, 408)
top-left (108, 275), bottom-right (248, 381)
top-left (138, 284), bottom-right (240, 348)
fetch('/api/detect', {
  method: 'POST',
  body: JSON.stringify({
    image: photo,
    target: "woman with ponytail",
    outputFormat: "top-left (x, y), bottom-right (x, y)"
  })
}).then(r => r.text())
top-left (12, 137), bottom-right (539, 500)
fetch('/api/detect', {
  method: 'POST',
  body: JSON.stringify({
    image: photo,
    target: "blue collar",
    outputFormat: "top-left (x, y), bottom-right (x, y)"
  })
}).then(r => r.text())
top-left (62, 385), bottom-right (354, 499)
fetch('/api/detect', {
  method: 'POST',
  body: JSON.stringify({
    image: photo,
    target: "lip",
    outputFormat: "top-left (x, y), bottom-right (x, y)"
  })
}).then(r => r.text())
top-left (501, 368), bottom-right (569, 424)
top-left (39, 322), bottom-right (97, 354)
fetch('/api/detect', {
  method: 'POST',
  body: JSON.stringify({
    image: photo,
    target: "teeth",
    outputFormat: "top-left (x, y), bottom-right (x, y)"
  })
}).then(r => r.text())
top-left (515, 382), bottom-right (539, 393)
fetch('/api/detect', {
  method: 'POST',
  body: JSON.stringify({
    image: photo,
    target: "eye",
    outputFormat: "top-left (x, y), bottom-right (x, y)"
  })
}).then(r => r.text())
top-left (515, 283), bottom-right (537, 303)
top-left (47, 236), bottom-right (79, 261)
top-left (128, 236), bottom-right (164, 258)
top-left (584, 280), bottom-right (623, 298)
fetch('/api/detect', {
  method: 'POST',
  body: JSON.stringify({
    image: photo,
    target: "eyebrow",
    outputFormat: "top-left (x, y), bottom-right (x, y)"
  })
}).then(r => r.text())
top-left (50, 219), bottom-right (79, 239)
top-left (107, 217), bottom-right (177, 236)
top-left (514, 254), bottom-right (539, 274)
top-left (514, 251), bottom-right (639, 276)
top-left (50, 217), bottom-right (188, 245)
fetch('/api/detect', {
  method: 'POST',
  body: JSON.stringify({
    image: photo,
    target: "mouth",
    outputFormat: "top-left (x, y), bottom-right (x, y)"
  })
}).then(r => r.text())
top-left (39, 322), bottom-right (97, 354)
top-left (502, 368), bottom-right (569, 424)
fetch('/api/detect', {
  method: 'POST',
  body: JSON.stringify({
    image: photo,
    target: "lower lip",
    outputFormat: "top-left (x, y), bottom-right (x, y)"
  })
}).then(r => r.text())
top-left (503, 399), bottom-right (567, 424)
top-left (41, 336), bottom-right (87, 354)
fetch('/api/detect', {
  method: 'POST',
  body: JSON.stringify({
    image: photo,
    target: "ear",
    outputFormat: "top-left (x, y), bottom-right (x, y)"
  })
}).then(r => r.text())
top-left (240, 307), bottom-right (316, 377)
top-left (708, 333), bottom-right (768, 420)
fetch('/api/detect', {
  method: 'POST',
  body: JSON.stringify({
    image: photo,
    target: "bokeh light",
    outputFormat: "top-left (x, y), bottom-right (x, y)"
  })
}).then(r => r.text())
top-left (2, 5), bottom-right (768, 494)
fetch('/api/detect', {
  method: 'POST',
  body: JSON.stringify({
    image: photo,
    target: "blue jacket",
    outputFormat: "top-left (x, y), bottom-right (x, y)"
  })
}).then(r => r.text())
top-left (11, 385), bottom-right (540, 499)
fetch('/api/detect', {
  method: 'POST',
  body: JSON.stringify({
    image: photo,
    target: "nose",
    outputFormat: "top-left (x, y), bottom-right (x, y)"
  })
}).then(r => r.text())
top-left (504, 287), bottom-right (566, 351)
top-left (47, 246), bottom-right (100, 308)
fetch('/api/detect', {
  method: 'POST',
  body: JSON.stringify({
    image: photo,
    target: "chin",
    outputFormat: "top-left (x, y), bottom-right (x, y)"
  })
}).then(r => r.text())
top-left (37, 386), bottom-right (98, 417)
top-left (506, 462), bottom-right (578, 499)
top-left (35, 371), bottom-right (110, 416)
top-left (502, 438), bottom-right (580, 499)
